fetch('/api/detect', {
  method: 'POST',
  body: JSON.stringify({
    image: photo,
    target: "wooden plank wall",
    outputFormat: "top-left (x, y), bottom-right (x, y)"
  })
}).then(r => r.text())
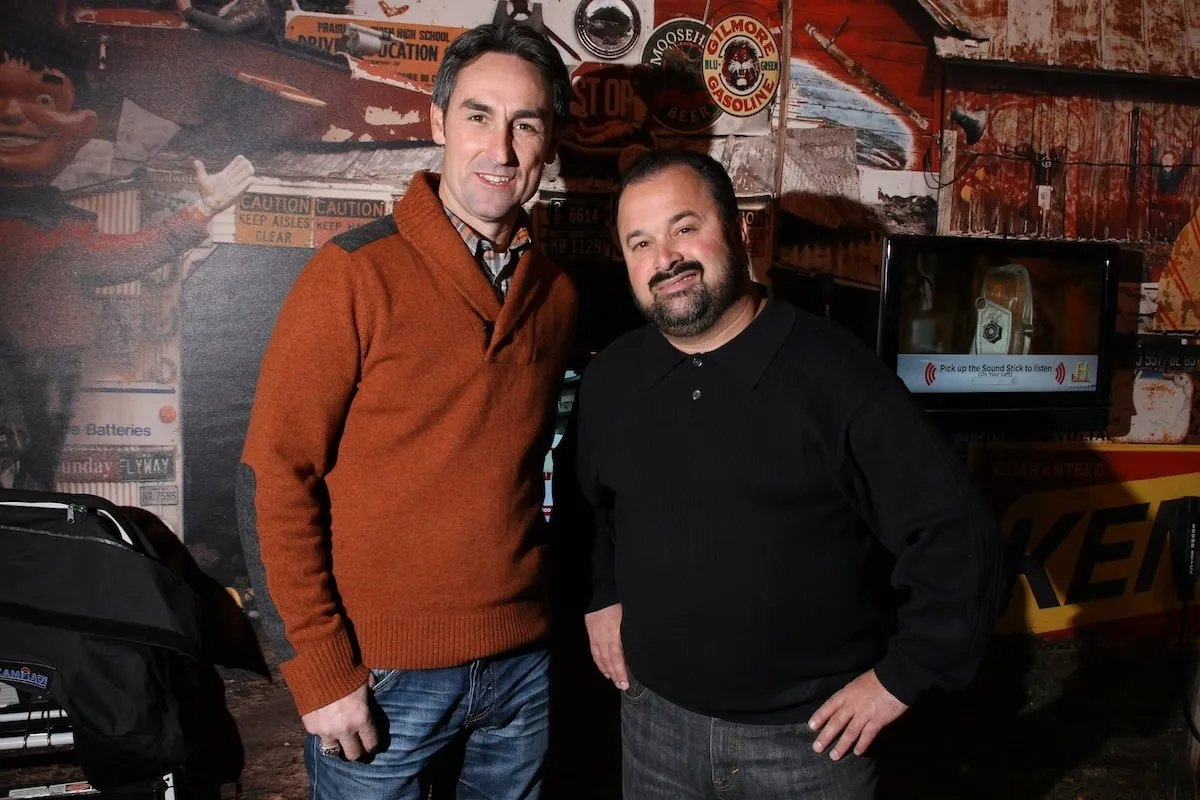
top-left (931, 0), bottom-right (1200, 80)
top-left (656, 0), bottom-right (781, 25)
top-left (943, 68), bottom-right (1199, 243)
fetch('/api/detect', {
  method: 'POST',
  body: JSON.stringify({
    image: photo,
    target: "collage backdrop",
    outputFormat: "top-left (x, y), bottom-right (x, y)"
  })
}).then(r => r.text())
top-left (2, 0), bottom-right (1198, 638)
top-left (0, 0), bottom-right (786, 588)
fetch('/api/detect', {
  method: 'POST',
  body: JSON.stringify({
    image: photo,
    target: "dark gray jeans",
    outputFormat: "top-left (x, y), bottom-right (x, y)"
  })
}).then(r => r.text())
top-left (621, 677), bottom-right (877, 800)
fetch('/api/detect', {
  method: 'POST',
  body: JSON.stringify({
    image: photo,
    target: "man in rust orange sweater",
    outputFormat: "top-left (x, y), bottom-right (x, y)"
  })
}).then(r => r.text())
top-left (237, 22), bottom-right (576, 799)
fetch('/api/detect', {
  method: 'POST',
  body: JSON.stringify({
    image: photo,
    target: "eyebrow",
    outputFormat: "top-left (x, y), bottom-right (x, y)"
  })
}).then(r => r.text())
top-left (623, 210), bottom-right (701, 246)
top-left (461, 99), bottom-right (548, 122)
top-left (41, 73), bottom-right (64, 86)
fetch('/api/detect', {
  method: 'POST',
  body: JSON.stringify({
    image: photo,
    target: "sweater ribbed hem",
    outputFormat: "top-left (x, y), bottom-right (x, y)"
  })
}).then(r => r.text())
top-left (279, 629), bottom-right (372, 716)
top-left (353, 602), bottom-right (551, 671)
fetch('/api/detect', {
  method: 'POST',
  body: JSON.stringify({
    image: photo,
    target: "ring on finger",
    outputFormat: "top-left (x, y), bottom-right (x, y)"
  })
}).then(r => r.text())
top-left (319, 742), bottom-right (342, 758)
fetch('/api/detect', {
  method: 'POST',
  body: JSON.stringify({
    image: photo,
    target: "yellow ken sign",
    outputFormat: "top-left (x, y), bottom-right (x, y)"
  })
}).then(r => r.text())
top-left (997, 472), bottom-right (1200, 635)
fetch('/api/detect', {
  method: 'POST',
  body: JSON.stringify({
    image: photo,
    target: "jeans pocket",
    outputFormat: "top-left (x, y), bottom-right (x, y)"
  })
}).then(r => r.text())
top-left (369, 667), bottom-right (401, 694)
top-left (621, 674), bottom-right (649, 705)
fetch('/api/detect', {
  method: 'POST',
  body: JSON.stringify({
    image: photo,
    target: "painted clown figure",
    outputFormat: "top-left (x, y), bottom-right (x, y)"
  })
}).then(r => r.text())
top-left (0, 32), bottom-right (253, 490)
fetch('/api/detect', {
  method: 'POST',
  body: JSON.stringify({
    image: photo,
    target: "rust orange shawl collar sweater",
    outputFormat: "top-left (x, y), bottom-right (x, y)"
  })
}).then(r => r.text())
top-left (239, 172), bottom-right (577, 714)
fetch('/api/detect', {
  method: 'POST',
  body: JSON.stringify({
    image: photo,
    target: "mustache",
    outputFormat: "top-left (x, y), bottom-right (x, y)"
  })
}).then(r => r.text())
top-left (648, 260), bottom-right (703, 289)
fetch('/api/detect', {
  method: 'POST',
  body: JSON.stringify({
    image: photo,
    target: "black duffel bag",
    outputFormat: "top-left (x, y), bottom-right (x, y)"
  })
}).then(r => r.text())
top-left (0, 489), bottom-right (203, 789)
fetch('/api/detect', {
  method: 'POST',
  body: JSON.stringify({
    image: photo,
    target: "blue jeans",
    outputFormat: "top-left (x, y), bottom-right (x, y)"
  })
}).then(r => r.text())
top-left (306, 647), bottom-right (550, 800)
top-left (621, 676), bottom-right (877, 800)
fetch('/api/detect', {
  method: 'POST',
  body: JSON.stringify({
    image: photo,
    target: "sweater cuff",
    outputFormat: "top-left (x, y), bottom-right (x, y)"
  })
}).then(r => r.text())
top-left (587, 580), bottom-right (618, 614)
top-left (278, 629), bottom-right (372, 716)
top-left (873, 649), bottom-right (934, 708)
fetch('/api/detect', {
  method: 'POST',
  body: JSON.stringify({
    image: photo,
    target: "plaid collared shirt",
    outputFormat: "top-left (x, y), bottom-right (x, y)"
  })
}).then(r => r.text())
top-left (443, 205), bottom-right (533, 300)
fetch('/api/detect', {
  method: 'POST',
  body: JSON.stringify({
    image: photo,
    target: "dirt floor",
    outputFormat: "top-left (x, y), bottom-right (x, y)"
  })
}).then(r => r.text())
top-left (2, 629), bottom-right (1196, 799)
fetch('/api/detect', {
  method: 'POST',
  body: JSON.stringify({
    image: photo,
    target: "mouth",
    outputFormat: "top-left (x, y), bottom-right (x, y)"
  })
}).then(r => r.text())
top-left (651, 269), bottom-right (701, 296)
top-left (475, 172), bottom-right (516, 188)
top-left (0, 133), bottom-right (47, 150)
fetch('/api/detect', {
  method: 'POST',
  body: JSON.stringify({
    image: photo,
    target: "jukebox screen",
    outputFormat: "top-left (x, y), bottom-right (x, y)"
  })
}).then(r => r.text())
top-left (890, 251), bottom-right (1106, 394)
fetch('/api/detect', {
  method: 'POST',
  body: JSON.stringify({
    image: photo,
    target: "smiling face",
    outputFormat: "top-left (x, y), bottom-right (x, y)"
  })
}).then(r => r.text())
top-left (0, 53), bottom-right (96, 188)
top-left (430, 51), bottom-right (556, 243)
top-left (617, 163), bottom-right (747, 338)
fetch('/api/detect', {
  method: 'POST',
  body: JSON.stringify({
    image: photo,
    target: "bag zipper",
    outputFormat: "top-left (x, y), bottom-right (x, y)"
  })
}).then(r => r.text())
top-left (0, 501), bottom-right (135, 546)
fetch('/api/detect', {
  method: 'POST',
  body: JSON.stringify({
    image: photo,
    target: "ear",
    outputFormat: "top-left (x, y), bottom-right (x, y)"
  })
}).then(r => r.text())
top-left (736, 212), bottom-right (751, 260)
top-left (429, 100), bottom-right (446, 146)
top-left (542, 119), bottom-right (565, 165)
top-left (731, 213), bottom-right (753, 273)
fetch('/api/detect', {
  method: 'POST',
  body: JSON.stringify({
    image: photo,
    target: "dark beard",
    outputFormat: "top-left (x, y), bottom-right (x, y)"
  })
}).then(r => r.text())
top-left (638, 256), bottom-right (744, 337)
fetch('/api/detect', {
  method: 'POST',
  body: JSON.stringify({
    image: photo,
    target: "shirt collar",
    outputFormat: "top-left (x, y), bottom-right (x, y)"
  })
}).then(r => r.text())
top-left (443, 204), bottom-right (533, 258)
top-left (639, 290), bottom-right (795, 389)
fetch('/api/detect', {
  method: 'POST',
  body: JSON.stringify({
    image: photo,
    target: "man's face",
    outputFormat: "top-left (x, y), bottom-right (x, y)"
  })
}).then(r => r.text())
top-left (617, 164), bottom-right (746, 337)
top-left (430, 51), bottom-right (556, 240)
top-left (0, 55), bottom-right (96, 187)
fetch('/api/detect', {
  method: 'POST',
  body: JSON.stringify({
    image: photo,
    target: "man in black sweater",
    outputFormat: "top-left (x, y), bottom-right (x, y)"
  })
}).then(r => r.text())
top-left (563, 149), bottom-right (1004, 799)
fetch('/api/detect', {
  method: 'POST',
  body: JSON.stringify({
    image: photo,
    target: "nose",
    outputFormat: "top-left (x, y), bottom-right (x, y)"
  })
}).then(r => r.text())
top-left (0, 97), bottom-right (25, 125)
top-left (485, 124), bottom-right (516, 167)
top-left (652, 242), bottom-right (684, 274)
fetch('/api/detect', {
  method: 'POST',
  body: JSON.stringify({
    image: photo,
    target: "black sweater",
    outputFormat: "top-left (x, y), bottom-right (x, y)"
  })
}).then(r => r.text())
top-left (562, 296), bottom-right (1004, 724)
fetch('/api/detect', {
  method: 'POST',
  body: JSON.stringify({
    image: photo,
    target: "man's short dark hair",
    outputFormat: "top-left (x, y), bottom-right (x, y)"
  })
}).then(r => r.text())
top-left (0, 29), bottom-right (89, 97)
top-left (620, 149), bottom-right (743, 246)
top-left (432, 22), bottom-right (571, 139)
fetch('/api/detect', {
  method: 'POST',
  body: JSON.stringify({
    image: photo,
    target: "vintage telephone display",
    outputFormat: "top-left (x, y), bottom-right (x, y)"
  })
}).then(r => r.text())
top-left (970, 263), bottom-right (1035, 356)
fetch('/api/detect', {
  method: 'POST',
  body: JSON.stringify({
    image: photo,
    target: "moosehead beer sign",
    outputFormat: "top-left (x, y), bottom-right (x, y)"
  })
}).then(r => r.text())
top-left (703, 15), bottom-right (781, 118)
top-left (640, 17), bottom-right (720, 133)
top-left (970, 442), bottom-right (1200, 638)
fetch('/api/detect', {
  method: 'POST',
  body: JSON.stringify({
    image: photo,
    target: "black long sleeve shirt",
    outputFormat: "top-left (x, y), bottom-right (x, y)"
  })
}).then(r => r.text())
top-left (565, 295), bottom-right (1004, 724)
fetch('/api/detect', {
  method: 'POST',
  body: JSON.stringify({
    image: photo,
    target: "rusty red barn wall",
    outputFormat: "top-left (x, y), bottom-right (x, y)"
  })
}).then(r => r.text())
top-left (928, 0), bottom-right (1200, 81)
top-left (942, 68), bottom-right (1199, 244)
